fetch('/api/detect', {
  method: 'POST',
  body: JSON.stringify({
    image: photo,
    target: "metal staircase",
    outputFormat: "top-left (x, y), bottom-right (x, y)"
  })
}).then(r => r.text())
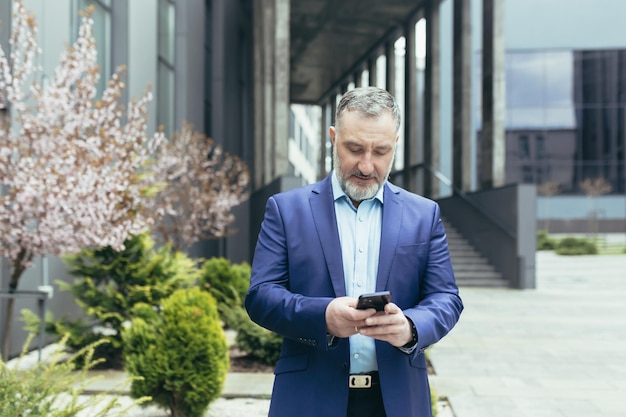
top-left (443, 218), bottom-right (508, 287)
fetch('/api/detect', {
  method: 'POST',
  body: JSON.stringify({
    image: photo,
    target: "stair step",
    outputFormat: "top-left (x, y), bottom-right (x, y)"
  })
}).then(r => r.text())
top-left (455, 278), bottom-right (509, 288)
top-left (442, 218), bottom-right (508, 287)
top-left (450, 256), bottom-right (491, 264)
top-left (452, 264), bottom-right (497, 273)
top-left (454, 270), bottom-right (503, 279)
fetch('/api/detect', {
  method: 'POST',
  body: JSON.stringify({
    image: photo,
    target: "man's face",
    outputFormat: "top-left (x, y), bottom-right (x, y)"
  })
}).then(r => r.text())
top-left (329, 110), bottom-right (398, 205)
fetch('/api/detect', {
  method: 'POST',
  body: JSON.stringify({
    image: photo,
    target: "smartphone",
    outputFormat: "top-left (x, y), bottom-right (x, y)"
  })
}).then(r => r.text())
top-left (356, 291), bottom-right (392, 311)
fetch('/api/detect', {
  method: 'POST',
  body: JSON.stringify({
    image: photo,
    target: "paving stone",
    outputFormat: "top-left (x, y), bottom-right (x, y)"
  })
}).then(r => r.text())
top-left (430, 250), bottom-right (626, 417)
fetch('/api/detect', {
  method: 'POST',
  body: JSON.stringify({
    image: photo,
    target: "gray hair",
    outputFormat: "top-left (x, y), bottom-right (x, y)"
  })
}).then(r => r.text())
top-left (334, 87), bottom-right (401, 133)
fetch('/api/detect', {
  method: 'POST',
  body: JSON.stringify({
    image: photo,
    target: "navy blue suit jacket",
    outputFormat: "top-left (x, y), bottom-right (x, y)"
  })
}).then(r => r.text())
top-left (245, 175), bottom-right (463, 417)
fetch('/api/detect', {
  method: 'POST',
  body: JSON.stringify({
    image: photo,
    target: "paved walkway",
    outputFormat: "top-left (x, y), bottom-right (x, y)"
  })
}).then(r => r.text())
top-left (430, 251), bottom-right (626, 417)
top-left (41, 250), bottom-right (626, 416)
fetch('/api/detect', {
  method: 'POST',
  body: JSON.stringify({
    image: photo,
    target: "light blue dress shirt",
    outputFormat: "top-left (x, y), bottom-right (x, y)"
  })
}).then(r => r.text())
top-left (331, 171), bottom-right (384, 373)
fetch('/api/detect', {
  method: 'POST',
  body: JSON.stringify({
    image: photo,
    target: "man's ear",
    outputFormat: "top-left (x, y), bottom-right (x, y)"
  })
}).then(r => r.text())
top-left (329, 126), bottom-right (336, 145)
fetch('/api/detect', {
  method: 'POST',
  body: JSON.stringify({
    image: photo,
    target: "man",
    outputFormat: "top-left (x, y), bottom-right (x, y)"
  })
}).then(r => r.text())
top-left (245, 86), bottom-right (463, 417)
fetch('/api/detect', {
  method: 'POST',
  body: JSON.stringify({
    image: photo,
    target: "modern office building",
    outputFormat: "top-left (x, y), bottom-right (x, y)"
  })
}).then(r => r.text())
top-left (1, 0), bottom-right (625, 358)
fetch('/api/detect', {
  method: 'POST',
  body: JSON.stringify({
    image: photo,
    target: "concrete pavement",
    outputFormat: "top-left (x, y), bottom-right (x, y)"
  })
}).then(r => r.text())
top-left (429, 251), bottom-right (626, 417)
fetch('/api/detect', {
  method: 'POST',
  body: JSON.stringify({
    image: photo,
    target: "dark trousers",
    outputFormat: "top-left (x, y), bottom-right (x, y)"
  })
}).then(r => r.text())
top-left (346, 375), bottom-right (386, 417)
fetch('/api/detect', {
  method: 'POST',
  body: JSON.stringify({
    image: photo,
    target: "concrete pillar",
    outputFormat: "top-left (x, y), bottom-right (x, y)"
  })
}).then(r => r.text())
top-left (319, 99), bottom-right (329, 180)
top-left (453, 0), bottom-right (472, 192)
top-left (404, 20), bottom-right (418, 193)
top-left (353, 68), bottom-right (362, 87)
top-left (424, 0), bottom-right (441, 197)
top-left (368, 56), bottom-right (378, 88)
top-left (480, 0), bottom-right (506, 189)
top-left (253, 0), bottom-right (290, 189)
top-left (385, 40), bottom-right (395, 95)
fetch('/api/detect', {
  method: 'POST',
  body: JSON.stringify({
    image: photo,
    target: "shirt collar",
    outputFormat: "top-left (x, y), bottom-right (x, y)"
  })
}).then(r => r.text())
top-left (330, 170), bottom-right (385, 205)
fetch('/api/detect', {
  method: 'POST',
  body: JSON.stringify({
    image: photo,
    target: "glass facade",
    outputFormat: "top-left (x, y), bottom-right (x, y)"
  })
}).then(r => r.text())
top-left (157, 0), bottom-right (176, 136)
top-left (502, 49), bottom-right (626, 194)
top-left (79, 0), bottom-right (111, 96)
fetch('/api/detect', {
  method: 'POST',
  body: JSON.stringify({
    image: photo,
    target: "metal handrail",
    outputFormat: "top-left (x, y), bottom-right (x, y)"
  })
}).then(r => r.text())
top-left (400, 163), bottom-right (516, 239)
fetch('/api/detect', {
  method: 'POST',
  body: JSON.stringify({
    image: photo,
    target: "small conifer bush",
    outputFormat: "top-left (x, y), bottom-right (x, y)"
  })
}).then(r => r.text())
top-left (123, 287), bottom-right (229, 417)
top-left (23, 232), bottom-right (198, 368)
top-left (536, 230), bottom-right (557, 250)
top-left (199, 257), bottom-right (251, 308)
top-left (555, 236), bottom-right (597, 255)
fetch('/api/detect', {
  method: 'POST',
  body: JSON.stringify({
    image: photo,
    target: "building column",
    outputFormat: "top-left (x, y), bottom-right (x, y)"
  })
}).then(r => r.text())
top-left (319, 99), bottom-right (329, 180)
top-left (368, 56), bottom-right (378, 87)
top-left (424, 0), bottom-right (441, 197)
top-left (253, 0), bottom-right (290, 189)
top-left (453, 0), bottom-right (472, 192)
top-left (385, 40), bottom-right (396, 95)
top-left (480, 0), bottom-right (505, 189)
top-left (404, 20), bottom-right (418, 193)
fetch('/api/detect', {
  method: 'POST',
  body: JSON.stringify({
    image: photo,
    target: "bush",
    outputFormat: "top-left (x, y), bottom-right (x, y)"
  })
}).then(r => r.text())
top-left (24, 232), bottom-right (198, 368)
top-left (123, 287), bottom-right (229, 417)
top-left (204, 262), bottom-right (282, 366)
top-left (536, 230), bottom-right (557, 250)
top-left (199, 257), bottom-right (251, 307)
top-left (0, 335), bottom-right (148, 417)
top-left (430, 386), bottom-right (438, 417)
top-left (234, 305), bottom-right (282, 366)
top-left (555, 236), bottom-right (598, 255)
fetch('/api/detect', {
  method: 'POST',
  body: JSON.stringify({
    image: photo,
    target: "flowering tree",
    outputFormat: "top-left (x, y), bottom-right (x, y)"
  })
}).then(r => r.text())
top-left (0, 3), bottom-right (163, 359)
top-left (151, 123), bottom-right (250, 251)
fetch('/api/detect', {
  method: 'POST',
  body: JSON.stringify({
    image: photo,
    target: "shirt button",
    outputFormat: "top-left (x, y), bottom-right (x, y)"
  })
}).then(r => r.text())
top-left (353, 354), bottom-right (359, 359)
top-left (358, 216), bottom-right (364, 222)
top-left (357, 281), bottom-right (363, 287)
top-left (358, 247), bottom-right (364, 253)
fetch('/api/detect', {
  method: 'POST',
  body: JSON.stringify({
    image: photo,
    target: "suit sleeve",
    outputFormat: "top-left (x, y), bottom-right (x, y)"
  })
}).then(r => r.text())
top-left (244, 196), bottom-right (332, 347)
top-left (404, 203), bottom-right (463, 355)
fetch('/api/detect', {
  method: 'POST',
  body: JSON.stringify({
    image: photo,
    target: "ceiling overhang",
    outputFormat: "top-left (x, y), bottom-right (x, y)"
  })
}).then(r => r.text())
top-left (289, 0), bottom-right (424, 104)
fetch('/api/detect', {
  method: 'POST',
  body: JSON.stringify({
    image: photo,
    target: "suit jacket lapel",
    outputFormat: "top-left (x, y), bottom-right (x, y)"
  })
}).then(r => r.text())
top-left (310, 176), bottom-right (346, 297)
top-left (377, 183), bottom-right (403, 291)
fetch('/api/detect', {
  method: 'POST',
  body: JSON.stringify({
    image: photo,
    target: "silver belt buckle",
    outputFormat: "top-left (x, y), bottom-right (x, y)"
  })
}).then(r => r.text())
top-left (349, 375), bottom-right (372, 389)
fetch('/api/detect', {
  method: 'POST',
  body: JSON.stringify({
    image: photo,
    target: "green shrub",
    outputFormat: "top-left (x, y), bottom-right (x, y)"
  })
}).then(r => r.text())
top-left (430, 386), bottom-right (438, 417)
top-left (24, 232), bottom-right (198, 368)
top-left (123, 287), bottom-right (229, 417)
top-left (198, 257), bottom-right (282, 366)
top-left (536, 230), bottom-right (557, 250)
top-left (555, 236), bottom-right (598, 255)
top-left (199, 257), bottom-right (250, 305)
top-left (0, 335), bottom-right (148, 417)
top-left (234, 306), bottom-right (282, 366)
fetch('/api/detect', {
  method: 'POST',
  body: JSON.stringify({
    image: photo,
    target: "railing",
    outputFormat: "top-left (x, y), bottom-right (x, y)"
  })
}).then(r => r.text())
top-left (390, 163), bottom-right (515, 237)
top-left (0, 290), bottom-right (49, 361)
top-left (390, 163), bottom-right (536, 289)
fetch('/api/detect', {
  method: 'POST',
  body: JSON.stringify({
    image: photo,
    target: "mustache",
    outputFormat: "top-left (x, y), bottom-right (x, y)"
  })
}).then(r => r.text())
top-left (349, 171), bottom-right (379, 180)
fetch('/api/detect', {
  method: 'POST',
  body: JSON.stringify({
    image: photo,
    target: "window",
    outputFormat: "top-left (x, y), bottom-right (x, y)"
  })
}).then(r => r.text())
top-left (518, 135), bottom-right (530, 159)
top-left (535, 134), bottom-right (545, 160)
top-left (78, 0), bottom-right (111, 96)
top-left (157, 0), bottom-right (176, 135)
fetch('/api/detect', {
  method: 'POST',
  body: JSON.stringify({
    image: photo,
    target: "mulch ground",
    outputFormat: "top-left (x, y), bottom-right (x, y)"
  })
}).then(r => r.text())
top-left (228, 346), bottom-right (275, 373)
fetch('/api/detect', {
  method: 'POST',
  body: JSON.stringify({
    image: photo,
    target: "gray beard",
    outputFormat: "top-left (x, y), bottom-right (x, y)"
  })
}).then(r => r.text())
top-left (332, 147), bottom-right (394, 203)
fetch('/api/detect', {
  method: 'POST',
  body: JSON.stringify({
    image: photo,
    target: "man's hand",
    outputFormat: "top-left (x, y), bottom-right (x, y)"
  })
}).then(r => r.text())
top-left (357, 302), bottom-right (414, 347)
top-left (325, 297), bottom-right (377, 338)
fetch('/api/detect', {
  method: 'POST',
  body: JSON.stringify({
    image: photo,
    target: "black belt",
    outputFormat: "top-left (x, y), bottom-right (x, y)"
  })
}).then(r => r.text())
top-left (348, 371), bottom-right (380, 389)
